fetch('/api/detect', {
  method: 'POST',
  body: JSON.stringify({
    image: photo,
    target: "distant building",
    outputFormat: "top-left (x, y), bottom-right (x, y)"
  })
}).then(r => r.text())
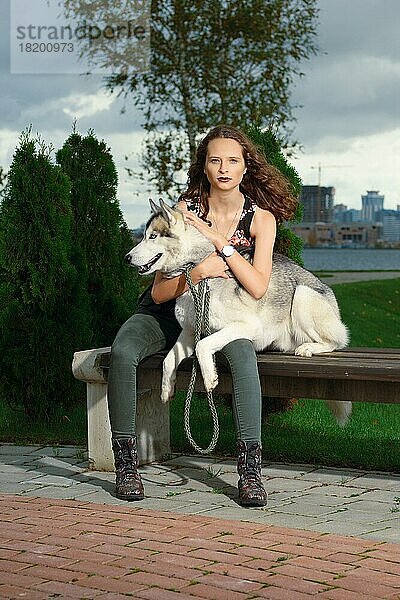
top-left (333, 205), bottom-right (362, 223)
top-left (381, 210), bottom-right (400, 242)
top-left (361, 190), bottom-right (384, 223)
top-left (342, 209), bottom-right (362, 223)
top-left (300, 185), bottom-right (335, 223)
top-left (292, 223), bottom-right (335, 247)
top-left (335, 224), bottom-right (380, 247)
top-left (291, 222), bottom-right (381, 248)
top-left (333, 204), bottom-right (347, 223)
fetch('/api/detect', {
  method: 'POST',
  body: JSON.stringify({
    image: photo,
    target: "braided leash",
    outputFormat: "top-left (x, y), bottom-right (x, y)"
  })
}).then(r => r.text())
top-left (183, 267), bottom-right (219, 454)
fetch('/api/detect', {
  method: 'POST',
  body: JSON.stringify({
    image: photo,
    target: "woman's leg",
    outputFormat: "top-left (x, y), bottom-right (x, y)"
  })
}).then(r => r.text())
top-left (108, 313), bottom-right (170, 438)
top-left (107, 313), bottom-right (178, 501)
top-left (219, 338), bottom-right (262, 443)
top-left (219, 338), bottom-right (267, 507)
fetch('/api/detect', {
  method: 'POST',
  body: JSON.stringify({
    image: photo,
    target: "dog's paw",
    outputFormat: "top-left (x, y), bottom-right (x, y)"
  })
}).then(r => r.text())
top-left (294, 343), bottom-right (314, 357)
top-left (203, 369), bottom-right (219, 392)
top-left (161, 380), bottom-right (175, 403)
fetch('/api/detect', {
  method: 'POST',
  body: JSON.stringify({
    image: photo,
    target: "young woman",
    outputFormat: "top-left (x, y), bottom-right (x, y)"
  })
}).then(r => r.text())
top-left (107, 125), bottom-right (298, 506)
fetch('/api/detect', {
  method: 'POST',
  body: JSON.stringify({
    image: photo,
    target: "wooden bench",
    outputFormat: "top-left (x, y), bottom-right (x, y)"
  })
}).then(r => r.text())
top-left (72, 347), bottom-right (400, 471)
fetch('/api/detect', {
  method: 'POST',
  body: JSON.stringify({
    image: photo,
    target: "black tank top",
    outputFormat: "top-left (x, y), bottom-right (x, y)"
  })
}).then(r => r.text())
top-left (136, 195), bottom-right (257, 326)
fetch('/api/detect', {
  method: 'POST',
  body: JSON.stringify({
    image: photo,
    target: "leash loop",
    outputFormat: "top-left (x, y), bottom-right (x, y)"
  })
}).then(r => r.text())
top-left (183, 267), bottom-right (219, 454)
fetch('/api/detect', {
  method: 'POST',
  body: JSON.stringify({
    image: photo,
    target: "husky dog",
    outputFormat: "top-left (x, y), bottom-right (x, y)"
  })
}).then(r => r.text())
top-left (126, 199), bottom-right (351, 424)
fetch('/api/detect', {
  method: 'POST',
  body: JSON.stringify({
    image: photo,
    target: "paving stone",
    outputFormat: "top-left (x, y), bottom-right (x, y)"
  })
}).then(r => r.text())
top-left (0, 472), bottom-right (46, 484)
top-left (77, 471), bottom-right (115, 483)
top-left (346, 499), bottom-right (396, 513)
top-left (300, 468), bottom-right (363, 484)
top-left (0, 445), bottom-right (39, 456)
top-left (28, 445), bottom-right (86, 459)
top-left (307, 521), bottom-right (390, 538)
top-left (65, 490), bottom-right (133, 505)
top-left (27, 474), bottom-right (78, 487)
top-left (305, 484), bottom-right (366, 498)
top-left (263, 464), bottom-right (317, 479)
top-left (29, 456), bottom-right (87, 473)
top-left (266, 502), bottom-right (337, 517)
top-left (161, 455), bottom-right (222, 469)
top-left (0, 463), bottom-right (32, 473)
top-left (253, 512), bottom-right (322, 529)
top-left (1, 482), bottom-right (47, 494)
top-left (360, 529), bottom-right (400, 543)
top-left (327, 508), bottom-right (397, 524)
top-left (294, 493), bottom-right (363, 508)
top-left (346, 473), bottom-right (400, 491)
top-left (20, 486), bottom-right (95, 500)
top-left (355, 489), bottom-right (399, 503)
top-left (265, 478), bottom-right (320, 493)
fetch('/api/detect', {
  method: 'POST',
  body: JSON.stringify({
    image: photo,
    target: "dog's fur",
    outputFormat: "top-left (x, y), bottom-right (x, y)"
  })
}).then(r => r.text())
top-left (126, 199), bottom-right (351, 424)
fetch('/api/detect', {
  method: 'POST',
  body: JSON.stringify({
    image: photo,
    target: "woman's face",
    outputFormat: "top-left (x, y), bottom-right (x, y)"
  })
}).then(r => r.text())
top-left (204, 137), bottom-right (246, 192)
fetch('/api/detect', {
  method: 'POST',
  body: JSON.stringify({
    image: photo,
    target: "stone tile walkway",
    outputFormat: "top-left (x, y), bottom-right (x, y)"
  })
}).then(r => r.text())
top-left (1, 445), bottom-right (399, 543)
top-left (1, 444), bottom-right (400, 598)
top-left (317, 271), bottom-right (400, 285)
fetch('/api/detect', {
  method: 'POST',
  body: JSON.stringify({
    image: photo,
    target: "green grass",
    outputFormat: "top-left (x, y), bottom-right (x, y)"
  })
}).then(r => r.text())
top-left (1, 277), bottom-right (399, 471)
top-left (0, 402), bottom-right (87, 446)
top-left (332, 278), bottom-right (400, 348)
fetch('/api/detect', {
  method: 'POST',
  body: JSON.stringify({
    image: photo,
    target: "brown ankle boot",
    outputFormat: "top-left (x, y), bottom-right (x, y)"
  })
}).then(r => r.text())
top-left (112, 437), bottom-right (144, 501)
top-left (237, 440), bottom-right (268, 507)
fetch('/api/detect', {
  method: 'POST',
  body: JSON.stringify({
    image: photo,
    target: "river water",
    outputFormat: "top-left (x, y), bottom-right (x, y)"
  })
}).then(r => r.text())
top-left (302, 248), bottom-right (400, 271)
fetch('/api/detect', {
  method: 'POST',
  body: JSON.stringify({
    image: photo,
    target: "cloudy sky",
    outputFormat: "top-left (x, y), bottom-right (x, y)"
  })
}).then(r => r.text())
top-left (1, 0), bottom-right (399, 228)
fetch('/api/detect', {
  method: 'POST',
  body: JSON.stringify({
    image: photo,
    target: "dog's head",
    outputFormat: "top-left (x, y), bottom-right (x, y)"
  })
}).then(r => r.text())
top-left (125, 198), bottom-right (187, 275)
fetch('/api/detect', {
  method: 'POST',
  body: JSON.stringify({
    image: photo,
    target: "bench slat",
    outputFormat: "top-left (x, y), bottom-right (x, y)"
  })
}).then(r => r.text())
top-left (100, 349), bottom-right (400, 382)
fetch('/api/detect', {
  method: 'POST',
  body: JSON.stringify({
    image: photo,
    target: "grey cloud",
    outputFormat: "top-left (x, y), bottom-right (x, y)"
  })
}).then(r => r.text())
top-left (317, 0), bottom-right (400, 60)
top-left (292, 0), bottom-right (400, 148)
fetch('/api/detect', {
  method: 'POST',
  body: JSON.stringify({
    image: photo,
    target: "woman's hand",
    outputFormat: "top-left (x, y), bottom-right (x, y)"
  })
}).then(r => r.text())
top-left (194, 252), bottom-right (230, 280)
top-left (183, 211), bottom-right (226, 248)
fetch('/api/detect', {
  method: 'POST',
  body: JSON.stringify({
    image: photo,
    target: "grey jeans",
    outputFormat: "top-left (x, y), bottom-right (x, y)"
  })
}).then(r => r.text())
top-left (107, 313), bottom-right (262, 443)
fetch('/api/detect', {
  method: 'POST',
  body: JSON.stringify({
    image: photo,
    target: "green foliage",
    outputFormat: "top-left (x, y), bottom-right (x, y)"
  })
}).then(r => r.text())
top-left (56, 130), bottom-right (140, 346)
top-left (245, 125), bottom-right (304, 266)
top-left (0, 131), bottom-right (91, 419)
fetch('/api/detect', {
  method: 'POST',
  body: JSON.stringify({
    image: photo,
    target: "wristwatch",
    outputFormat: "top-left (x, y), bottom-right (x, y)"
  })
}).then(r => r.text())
top-left (219, 245), bottom-right (235, 259)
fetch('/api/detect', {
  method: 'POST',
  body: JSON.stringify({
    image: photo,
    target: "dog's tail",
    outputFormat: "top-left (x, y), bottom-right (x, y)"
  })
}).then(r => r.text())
top-left (325, 400), bottom-right (352, 426)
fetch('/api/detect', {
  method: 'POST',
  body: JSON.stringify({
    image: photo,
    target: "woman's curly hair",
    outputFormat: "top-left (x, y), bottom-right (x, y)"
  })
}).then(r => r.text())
top-left (179, 125), bottom-right (298, 224)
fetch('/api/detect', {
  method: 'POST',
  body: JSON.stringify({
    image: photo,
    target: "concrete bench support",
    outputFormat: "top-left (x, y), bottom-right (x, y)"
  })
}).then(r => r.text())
top-left (72, 347), bottom-right (170, 470)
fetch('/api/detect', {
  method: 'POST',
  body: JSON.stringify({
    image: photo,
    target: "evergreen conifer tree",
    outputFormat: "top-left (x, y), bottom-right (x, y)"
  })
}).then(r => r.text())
top-left (246, 125), bottom-right (303, 265)
top-left (0, 131), bottom-right (91, 418)
top-left (56, 130), bottom-right (139, 347)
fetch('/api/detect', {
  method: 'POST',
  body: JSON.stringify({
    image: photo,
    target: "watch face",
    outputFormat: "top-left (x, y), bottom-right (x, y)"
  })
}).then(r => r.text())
top-left (222, 245), bottom-right (235, 257)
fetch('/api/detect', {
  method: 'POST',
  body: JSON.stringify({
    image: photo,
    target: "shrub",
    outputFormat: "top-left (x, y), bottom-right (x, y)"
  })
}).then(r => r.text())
top-left (0, 131), bottom-right (91, 418)
top-left (246, 125), bottom-right (303, 265)
top-left (56, 129), bottom-right (140, 346)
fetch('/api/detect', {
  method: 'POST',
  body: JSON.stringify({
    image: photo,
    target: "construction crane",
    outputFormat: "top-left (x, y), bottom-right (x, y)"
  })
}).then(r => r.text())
top-left (310, 163), bottom-right (351, 221)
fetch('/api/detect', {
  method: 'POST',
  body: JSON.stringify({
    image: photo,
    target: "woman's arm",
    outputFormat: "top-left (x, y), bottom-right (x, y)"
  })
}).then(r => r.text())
top-left (183, 208), bottom-right (276, 300)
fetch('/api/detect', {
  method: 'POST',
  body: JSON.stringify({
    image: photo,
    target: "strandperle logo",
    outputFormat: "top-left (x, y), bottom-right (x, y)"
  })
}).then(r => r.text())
top-left (15, 21), bottom-right (146, 42)
top-left (11, 0), bottom-right (150, 75)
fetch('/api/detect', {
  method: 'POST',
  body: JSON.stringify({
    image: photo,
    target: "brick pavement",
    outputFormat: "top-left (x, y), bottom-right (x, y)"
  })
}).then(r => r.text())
top-left (1, 494), bottom-right (400, 599)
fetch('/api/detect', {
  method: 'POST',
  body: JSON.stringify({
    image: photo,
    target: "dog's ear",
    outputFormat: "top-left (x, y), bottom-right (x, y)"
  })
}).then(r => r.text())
top-left (149, 198), bottom-right (160, 214)
top-left (159, 198), bottom-right (177, 225)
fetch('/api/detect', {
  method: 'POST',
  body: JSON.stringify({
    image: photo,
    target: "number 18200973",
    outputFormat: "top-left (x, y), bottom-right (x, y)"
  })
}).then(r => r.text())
top-left (18, 42), bottom-right (74, 53)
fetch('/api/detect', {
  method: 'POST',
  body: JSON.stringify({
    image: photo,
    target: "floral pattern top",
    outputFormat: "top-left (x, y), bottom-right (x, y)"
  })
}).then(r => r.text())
top-left (184, 194), bottom-right (257, 257)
